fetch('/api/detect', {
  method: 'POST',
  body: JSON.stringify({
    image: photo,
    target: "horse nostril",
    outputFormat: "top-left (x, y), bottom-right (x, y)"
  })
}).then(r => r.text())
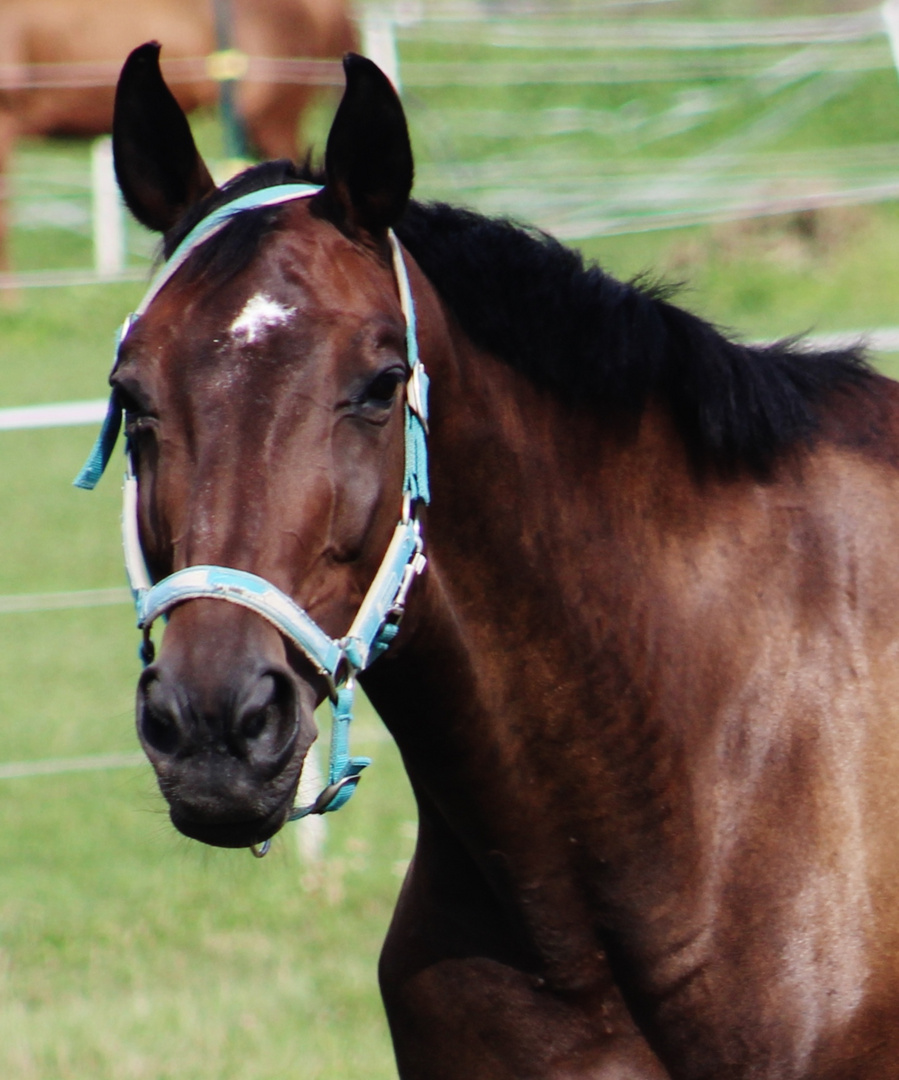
top-left (236, 671), bottom-right (298, 765)
top-left (137, 671), bottom-right (183, 757)
top-left (241, 706), bottom-right (270, 742)
top-left (135, 664), bottom-right (300, 771)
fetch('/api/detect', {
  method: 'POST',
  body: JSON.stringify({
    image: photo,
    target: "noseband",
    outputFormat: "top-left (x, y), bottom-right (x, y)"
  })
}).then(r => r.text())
top-left (75, 183), bottom-right (429, 846)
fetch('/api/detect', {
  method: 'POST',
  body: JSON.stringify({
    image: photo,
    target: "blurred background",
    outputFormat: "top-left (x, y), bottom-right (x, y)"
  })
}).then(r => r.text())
top-left (1, 0), bottom-right (898, 1076)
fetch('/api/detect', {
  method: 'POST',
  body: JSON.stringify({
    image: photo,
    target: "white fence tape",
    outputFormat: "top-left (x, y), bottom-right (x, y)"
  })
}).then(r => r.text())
top-left (0, 267), bottom-right (146, 291)
top-left (0, 588), bottom-right (131, 615)
top-left (401, 9), bottom-right (886, 48)
top-left (0, 753), bottom-right (145, 781)
top-left (0, 399), bottom-right (108, 430)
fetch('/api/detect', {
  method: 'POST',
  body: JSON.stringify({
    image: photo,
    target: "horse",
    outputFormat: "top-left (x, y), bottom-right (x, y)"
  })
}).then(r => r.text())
top-left (0, 0), bottom-right (354, 270)
top-left (86, 40), bottom-right (899, 1080)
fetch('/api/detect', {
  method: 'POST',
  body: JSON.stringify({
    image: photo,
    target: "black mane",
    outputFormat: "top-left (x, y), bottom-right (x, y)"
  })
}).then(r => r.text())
top-left (395, 202), bottom-right (873, 475)
top-left (168, 161), bottom-right (873, 475)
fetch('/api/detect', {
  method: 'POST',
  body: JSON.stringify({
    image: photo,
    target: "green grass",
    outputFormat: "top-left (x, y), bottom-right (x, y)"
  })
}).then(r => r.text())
top-left (0, 287), bottom-right (144, 407)
top-left (3, 3), bottom-right (899, 1076)
top-left (582, 202), bottom-right (899, 359)
top-left (0, 428), bottom-right (411, 1079)
top-left (0, 690), bottom-right (413, 1080)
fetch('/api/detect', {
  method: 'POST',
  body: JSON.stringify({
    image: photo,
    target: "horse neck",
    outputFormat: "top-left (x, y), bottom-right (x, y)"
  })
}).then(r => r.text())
top-left (361, 285), bottom-right (899, 1061)
top-left (363, 299), bottom-right (706, 929)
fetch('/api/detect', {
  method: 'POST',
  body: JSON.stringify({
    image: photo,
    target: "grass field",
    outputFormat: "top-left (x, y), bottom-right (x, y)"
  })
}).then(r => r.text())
top-left (2, 2), bottom-right (899, 1076)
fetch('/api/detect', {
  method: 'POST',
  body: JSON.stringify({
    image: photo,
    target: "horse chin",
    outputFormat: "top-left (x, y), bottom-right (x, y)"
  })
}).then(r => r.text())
top-left (168, 799), bottom-right (293, 849)
top-left (157, 757), bottom-right (304, 849)
top-left (145, 719), bottom-right (317, 850)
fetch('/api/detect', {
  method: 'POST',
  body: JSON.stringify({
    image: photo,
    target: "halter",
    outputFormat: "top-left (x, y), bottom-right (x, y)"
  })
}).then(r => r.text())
top-left (75, 183), bottom-right (429, 843)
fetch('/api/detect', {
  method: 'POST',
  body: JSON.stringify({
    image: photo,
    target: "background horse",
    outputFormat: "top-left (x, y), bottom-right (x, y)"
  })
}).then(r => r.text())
top-left (0, 0), bottom-right (354, 270)
top-left (101, 42), bottom-right (899, 1080)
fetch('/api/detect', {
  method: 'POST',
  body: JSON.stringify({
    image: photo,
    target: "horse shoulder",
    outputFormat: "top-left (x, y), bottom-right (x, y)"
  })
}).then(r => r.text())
top-left (379, 799), bottom-right (672, 1080)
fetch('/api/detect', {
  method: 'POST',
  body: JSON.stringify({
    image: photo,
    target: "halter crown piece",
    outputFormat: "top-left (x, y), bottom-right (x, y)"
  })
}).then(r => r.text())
top-left (75, 183), bottom-right (429, 845)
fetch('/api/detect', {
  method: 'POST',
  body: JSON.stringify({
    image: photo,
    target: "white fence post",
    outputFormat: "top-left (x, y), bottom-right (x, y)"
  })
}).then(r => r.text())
top-left (883, 0), bottom-right (899, 77)
top-left (361, 9), bottom-right (401, 92)
top-left (91, 137), bottom-right (125, 277)
top-left (294, 744), bottom-right (328, 866)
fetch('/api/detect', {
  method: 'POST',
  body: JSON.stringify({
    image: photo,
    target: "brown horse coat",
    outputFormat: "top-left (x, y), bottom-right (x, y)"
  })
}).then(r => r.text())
top-left (103, 46), bottom-right (899, 1079)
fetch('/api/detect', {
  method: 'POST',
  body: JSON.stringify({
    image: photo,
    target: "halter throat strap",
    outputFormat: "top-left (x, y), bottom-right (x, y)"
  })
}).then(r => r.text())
top-left (75, 181), bottom-right (429, 828)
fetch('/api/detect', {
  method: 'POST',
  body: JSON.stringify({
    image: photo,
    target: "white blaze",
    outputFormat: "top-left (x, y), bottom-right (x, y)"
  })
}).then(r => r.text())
top-left (230, 293), bottom-right (296, 344)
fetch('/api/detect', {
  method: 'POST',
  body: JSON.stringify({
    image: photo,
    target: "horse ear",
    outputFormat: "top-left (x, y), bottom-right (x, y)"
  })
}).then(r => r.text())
top-left (113, 42), bottom-right (216, 234)
top-left (323, 54), bottom-right (413, 236)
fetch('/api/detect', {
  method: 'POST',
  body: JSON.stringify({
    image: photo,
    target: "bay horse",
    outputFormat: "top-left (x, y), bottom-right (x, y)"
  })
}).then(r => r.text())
top-left (87, 40), bottom-right (899, 1080)
top-left (0, 0), bottom-right (354, 270)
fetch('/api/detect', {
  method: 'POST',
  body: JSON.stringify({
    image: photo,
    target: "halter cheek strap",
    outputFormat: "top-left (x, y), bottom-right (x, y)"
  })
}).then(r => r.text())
top-left (75, 182), bottom-right (429, 832)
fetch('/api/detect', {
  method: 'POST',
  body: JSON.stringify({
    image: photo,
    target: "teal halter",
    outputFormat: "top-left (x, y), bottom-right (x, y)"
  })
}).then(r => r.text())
top-left (75, 183), bottom-right (429, 839)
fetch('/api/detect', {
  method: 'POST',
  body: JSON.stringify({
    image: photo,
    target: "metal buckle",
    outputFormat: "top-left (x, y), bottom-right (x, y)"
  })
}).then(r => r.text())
top-left (406, 363), bottom-right (429, 433)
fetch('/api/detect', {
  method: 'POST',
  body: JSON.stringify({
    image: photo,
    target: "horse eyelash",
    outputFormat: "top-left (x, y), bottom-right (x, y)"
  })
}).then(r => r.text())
top-left (125, 413), bottom-right (157, 432)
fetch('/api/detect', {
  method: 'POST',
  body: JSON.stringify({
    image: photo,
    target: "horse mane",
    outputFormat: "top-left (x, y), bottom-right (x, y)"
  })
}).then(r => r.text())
top-left (395, 203), bottom-right (873, 475)
top-left (166, 160), bottom-right (873, 475)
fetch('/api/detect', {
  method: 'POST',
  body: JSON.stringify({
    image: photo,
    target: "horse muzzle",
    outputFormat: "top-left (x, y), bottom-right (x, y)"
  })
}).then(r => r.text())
top-left (135, 602), bottom-right (320, 847)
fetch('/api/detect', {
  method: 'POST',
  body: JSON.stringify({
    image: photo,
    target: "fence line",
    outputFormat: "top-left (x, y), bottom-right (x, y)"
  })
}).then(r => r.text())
top-left (0, 736), bottom-right (386, 783)
top-left (401, 47), bottom-right (892, 86)
top-left (400, 9), bottom-right (887, 48)
top-left (0, 56), bottom-right (343, 92)
top-left (0, 752), bottom-right (146, 781)
top-left (0, 588), bottom-right (131, 615)
top-left (5, 5), bottom-right (899, 284)
top-left (0, 399), bottom-right (108, 431)
top-left (385, 1), bottom-right (856, 22)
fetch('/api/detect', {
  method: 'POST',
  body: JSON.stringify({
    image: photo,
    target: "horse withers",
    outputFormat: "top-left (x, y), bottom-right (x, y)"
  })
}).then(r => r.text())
top-left (92, 39), bottom-right (899, 1080)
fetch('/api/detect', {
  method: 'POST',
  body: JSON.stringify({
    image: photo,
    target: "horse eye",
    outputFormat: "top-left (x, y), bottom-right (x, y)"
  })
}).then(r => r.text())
top-left (115, 386), bottom-right (157, 437)
top-left (363, 371), bottom-right (403, 408)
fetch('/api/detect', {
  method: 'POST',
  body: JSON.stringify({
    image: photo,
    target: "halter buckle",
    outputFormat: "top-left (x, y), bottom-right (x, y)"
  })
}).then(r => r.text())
top-left (406, 363), bottom-right (429, 433)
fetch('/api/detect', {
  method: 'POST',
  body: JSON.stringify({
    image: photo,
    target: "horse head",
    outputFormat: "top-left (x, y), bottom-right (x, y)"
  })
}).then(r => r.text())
top-left (109, 43), bottom-right (419, 849)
